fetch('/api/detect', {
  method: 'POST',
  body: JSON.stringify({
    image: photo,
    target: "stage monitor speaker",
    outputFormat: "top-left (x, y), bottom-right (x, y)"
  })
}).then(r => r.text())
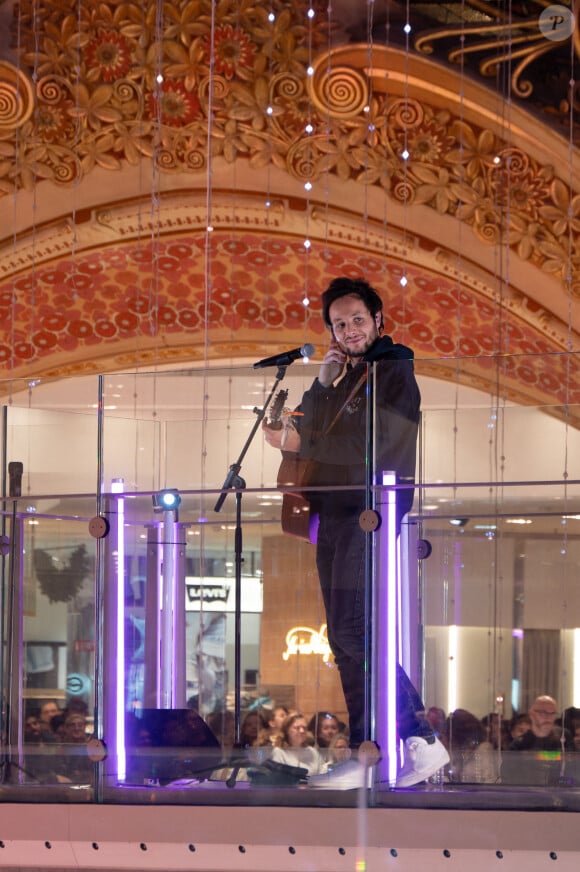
top-left (125, 708), bottom-right (223, 785)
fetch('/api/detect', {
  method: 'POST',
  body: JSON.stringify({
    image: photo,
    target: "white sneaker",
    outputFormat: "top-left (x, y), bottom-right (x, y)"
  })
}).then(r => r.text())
top-left (309, 760), bottom-right (367, 790)
top-left (395, 736), bottom-right (449, 788)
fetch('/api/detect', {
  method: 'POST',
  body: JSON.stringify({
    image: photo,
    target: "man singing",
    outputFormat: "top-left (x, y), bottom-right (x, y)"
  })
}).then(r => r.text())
top-left (264, 276), bottom-right (449, 787)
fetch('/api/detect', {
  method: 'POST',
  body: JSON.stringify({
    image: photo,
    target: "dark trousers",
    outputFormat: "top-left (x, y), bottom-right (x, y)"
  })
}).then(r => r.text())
top-left (316, 511), bottom-right (432, 747)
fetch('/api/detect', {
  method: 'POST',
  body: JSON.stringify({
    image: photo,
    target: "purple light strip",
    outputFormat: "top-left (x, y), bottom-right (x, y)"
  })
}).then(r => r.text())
top-left (396, 532), bottom-right (403, 666)
top-left (111, 481), bottom-right (126, 780)
top-left (375, 471), bottom-right (399, 785)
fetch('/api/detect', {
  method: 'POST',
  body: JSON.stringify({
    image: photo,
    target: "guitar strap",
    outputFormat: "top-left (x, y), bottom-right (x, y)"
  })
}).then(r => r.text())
top-left (319, 367), bottom-right (368, 440)
top-left (279, 367), bottom-right (368, 543)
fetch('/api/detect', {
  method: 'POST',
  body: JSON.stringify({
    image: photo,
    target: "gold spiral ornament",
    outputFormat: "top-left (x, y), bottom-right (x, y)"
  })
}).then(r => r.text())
top-left (309, 62), bottom-right (368, 119)
top-left (0, 62), bottom-right (35, 130)
top-left (113, 78), bottom-right (141, 105)
top-left (185, 148), bottom-right (206, 170)
top-left (475, 217), bottom-right (502, 246)
top-left (156, 147), bottom-right (179, 170)
top-left (37, 76), bottom-right (67, 105)
top-left (286, 136), bottom-right (319, 181)
top-left (388, 98), bottom-right (424, 130)
top-left (391, 178), bottom-right (416, 204)
top-left (197, 75), bottom-right (228, 104)
top-left (494, 147), bottom-right (529, 177)
top-left (51, 152), bottom-right (79, 185)
top-left (272, 72), bottom-right (302, 101)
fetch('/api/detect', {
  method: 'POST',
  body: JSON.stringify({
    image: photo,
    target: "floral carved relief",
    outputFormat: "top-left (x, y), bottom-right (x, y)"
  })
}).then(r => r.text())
top-left (0, 0), bottom-right (576, 299)
top-left (0, 0), bottom-right (577, 407)
top-left (0, 231), bottom-right (577, 416)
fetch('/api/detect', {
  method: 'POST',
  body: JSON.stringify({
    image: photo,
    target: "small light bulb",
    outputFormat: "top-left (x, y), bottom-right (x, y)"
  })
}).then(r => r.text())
top-left (156, 73), bottom-right (164, 84)
top-left (401, 149), bottom-right (409, 160)
top-left (304, 181), bottom-right (312, 191)
top-left (400, 276), bottom-right (408, 287)
top-left (305, 123), bottom-right (314, 134)
top-left (307, 7), bottom-right (315, 18)
top-left (268, 12), bottom-right (275, 21)
top-left (307, 65), bottom-right (314, 76)
top-left (304, 239), bottom-right (311, 249)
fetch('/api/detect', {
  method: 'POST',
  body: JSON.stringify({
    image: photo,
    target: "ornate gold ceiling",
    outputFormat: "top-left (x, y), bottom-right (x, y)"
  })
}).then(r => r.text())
top-left (0, 0), bottom-right (578, 414)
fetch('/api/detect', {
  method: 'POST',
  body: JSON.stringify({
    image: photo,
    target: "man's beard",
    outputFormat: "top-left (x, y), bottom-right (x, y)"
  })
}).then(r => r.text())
top-left (343, 334), bottom-right (379, 359)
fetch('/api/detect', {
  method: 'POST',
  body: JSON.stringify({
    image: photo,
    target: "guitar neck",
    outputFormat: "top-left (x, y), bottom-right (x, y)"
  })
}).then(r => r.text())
top-left (268, 388), bottom-right (288, 430)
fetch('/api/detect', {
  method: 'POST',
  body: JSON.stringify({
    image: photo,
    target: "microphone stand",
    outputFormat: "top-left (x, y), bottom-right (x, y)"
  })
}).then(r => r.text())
top-left (214, 363), bottom-right (288, 767)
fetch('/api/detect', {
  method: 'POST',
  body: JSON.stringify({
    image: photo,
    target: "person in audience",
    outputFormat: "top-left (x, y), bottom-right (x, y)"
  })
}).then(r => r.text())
top-left (327, 732), bottom-right (352, 770)
top-left (559, 706), bottom-right (580, 735)
top-left (22, 709), bottom-right (49, 782)
top-left (206, 708), bottom-right (236, 753)
top-left (307, 711), bottom-right (341, 750)
top-left (47, 712), bottom-right (68, 741)
top-left (252, 707), bottom-right (275, 747)
top-left (269, 705), bottom-right (290, 737)
top-left (441, 708), bottom-right (499, 783)
top-left (271, 713), bottom-right (328, 776)
top-left (509, 696), bottom-right (573, 752)
top-left (481, 712), bottom-right (510, 750)
top-left (426, 706), bottom-right (446, 736)
top-left (50, 710), bottom-right (93, 784)
top-left (38, 699), bottom-right (61, 740)
top-left (239, 710), bottom-right (268, 749)
top-left (253, 705), bottom-right (291, 747)
top-left (509, 713), bottom-right (532, 741)
top-left (24, 711), bottom-right (43, 744)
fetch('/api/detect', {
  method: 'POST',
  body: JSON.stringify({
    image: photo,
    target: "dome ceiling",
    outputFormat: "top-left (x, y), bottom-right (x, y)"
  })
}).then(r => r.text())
top-left (0, 0), bottom-right (578, 416)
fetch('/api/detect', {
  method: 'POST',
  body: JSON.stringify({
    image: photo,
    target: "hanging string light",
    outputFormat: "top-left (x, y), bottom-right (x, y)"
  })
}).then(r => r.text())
top-left (300, 2), bottom-right (317, 311)
top-left (555, 7), bottom-right (577, 705)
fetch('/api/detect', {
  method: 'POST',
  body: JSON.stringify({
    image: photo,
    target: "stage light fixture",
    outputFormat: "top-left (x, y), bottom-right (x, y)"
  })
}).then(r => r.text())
top-left (152, 489), bottom-right (181, 512)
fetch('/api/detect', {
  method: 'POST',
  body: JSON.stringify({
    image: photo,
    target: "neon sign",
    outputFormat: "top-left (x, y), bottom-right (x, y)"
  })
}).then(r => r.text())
top-left (282, 624), bottom-right (331, 663)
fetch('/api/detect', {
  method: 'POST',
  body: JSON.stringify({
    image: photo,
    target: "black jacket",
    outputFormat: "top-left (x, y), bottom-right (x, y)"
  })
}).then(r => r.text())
top-left (294, 335), bottom-right (420, 518)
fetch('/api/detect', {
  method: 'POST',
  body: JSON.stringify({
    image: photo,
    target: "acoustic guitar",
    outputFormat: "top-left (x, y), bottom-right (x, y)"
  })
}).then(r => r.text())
top-left (268, 390), bottom-right (318, 544)
top-left (269, 370), bottom-right (368, 543)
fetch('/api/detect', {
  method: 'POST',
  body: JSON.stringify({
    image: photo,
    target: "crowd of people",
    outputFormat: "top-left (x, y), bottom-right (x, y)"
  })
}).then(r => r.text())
top-left (205, 694), bottom-right (580, 787)
top-left (22, 698), bottom-right (94, 784)
top-left (20, 692), bottom-right (580, 788)
top-left (425, 696), bottom-right (580, 785)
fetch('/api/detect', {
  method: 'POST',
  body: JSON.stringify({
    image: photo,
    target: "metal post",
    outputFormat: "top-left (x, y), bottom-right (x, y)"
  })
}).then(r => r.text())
top-left (160, 512), bottom-right (186, 709)
top-left (144, 525), bottom-right (162, 709)
top-left (6, 511), bottom-right (24, 784)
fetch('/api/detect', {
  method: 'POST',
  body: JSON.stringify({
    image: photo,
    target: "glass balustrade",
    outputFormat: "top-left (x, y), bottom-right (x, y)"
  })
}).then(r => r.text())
top-left (0, 356), bottom-right (577, 809)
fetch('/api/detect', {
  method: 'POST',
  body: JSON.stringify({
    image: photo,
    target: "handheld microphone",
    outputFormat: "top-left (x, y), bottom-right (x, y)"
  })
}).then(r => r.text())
top-left (253, 343), bottom-right (315, 369)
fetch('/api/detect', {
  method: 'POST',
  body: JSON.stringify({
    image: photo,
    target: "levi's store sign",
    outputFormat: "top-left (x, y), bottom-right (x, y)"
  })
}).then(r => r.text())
top-left (185, 577), bottom-right (263, 613)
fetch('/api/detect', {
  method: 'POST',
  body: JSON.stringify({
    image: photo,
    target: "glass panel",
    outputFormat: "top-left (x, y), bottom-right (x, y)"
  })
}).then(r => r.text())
top-left (412, 354), bottom-right (580, 794)
top-left (97, 361), bottom-right (372, 794)
top-left (0, 357), bottom-right (579, 808)
top-left (2, 498), bottom-right (97, 793)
